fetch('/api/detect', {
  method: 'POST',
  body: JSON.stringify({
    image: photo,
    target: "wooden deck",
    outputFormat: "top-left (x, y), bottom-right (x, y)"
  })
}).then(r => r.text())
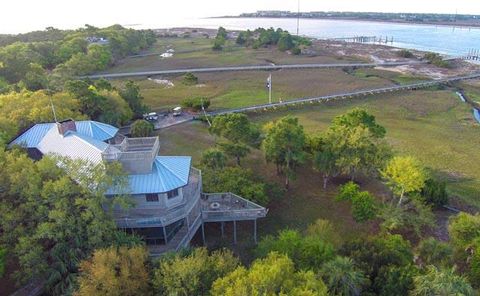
top-left (201, 193), bottom-right (268, 222)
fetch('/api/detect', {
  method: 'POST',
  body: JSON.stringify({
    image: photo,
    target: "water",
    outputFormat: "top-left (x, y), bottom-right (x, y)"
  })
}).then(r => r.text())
top-left (474, 108), bottom-right (480, 123)
top-left (142, 17), bottom-right (480, 57)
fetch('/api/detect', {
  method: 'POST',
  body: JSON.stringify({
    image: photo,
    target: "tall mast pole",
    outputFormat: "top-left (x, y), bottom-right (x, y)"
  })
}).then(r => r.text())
top-left (296, 0), bottom-right (300, 36)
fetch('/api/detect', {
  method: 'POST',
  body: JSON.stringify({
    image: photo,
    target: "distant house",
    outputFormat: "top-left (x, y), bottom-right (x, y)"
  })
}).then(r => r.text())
top-left (85, 36), bottom-right (109, 45)
top-left (9, 119), bottom-right (267, 255)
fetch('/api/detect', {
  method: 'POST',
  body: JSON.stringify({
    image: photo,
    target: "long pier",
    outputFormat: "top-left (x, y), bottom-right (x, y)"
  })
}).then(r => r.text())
top-left (327, 36), bottom-right (394, 44)
top-left (207, 72), bottom-right (480, 116)
top-left (84, 61), bottom-right (425, 79)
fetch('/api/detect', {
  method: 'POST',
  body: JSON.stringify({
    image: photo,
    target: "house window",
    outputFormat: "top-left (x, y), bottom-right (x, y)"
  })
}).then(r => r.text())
top-left (167, 189), bottom-right (179, 199)
top-left (146, 193), bottom-right (159, 202)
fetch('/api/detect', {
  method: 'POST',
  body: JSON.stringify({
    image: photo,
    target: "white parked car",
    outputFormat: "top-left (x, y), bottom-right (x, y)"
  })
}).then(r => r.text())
top-left (173, 107), bottom-right (182, 117)
top-left (143, 112), bottom-right (159, 121)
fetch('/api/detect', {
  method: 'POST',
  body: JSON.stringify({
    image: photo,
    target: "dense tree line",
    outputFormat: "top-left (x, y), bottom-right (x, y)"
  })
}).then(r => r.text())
top-left (70, 213), bottom-right (480, 295)
top-left (236, 27), bottom-right (311, 54)
top-left (0, 24), bottom-right (156, 92)
top-left (0, 148), bottom-right (139, 295)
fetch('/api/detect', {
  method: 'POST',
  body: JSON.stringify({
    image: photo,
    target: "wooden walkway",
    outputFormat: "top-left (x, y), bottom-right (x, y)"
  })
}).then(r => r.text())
top-left (84, 61), bottom-right (426, 79)
top-left (207, 72), bottom-right (480, 116)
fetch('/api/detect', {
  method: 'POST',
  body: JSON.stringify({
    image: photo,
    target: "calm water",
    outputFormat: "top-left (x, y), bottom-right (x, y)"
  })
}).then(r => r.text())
top-left (142, 17), bottom-right (480, 56)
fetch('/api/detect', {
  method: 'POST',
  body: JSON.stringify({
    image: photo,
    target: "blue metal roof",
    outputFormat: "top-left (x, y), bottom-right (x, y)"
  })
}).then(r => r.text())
top-left (107, 156), bottom-right (192, 195)
top-left (75, 121), bottom-right (119, 142)
top-left (10, 123), bottom-right (55, 148)
top-left (9, 121), bottom-right (118, 148)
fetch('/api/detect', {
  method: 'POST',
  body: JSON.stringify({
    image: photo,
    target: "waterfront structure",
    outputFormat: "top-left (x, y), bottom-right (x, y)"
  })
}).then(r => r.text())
top-left (9, 119), bottom-right (267, 255)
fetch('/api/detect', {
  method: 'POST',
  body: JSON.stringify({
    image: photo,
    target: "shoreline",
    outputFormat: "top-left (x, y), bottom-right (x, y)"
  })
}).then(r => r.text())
top-left (211, 16), bottom-right (480, 29)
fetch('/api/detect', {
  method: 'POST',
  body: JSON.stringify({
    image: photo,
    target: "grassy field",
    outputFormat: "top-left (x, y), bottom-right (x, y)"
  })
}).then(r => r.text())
top-left (155, 88), bottom-right (480, 260)
top-left (352, 68), bottom-right (430, 85)
top-left (104, 37), bottom-right (366, 74)
top-left (112, 68), bottom-right (397, 111)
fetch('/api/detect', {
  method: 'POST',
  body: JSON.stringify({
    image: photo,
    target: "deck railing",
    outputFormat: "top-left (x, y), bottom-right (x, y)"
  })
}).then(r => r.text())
top-left (201, 192), bottom-right (268, 222)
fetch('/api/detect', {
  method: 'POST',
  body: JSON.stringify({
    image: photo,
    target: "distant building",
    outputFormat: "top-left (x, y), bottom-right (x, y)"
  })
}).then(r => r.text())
top-left (85, 36), bottom-right (109, 45)
top-left (9, 119), bottom-right (267, 255)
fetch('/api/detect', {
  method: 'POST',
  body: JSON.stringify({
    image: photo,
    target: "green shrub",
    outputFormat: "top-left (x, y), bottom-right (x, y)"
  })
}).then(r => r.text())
top-left (181, 97), bottom-right (210, 111)
top-left (397, 49), bottom-right (414, 58)
top-left (422, 178), bottom-right (448, 207)
top-left (416, 237), bottom-right (453, 267)
top-left (291, 47), bottom-right (301, 55)
top-left (182, 72), bottom-right (198, 85)
top-left (351, 191), bottom-right (377, 222)
top-left (424, 52), bottom-right (450, 68)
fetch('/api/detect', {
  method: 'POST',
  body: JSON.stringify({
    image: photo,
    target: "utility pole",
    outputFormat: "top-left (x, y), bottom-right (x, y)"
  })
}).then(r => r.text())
top-left (296, 0), bottom-right (300, 36)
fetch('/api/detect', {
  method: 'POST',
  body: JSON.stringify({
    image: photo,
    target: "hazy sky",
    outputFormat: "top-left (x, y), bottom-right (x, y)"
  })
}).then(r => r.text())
top-left (2, 0), bottom-right (479, 34)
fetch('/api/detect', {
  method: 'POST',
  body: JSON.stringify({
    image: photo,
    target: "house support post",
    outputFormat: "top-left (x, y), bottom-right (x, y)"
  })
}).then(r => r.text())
top-left (253, 219), bottom-right (257, 244)
top-left (221, 222), bottom-right (224, 237)
top-left (201, 222), bottom-right (206, 245)
top-left (233, 220), bottom-right (237, 245)
top-left (163, 226), bottom-right (168, 244)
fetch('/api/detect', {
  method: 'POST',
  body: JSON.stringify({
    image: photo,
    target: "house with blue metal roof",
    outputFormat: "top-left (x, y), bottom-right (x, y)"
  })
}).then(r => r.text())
top-left (9, 119), bottom-right (267, 255)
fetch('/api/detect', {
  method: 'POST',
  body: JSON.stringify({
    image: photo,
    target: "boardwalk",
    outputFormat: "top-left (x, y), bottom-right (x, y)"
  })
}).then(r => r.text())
top-left (207, 72), bottom-right (480, 116)
top-left (84, 61), bottom-right (426, 79)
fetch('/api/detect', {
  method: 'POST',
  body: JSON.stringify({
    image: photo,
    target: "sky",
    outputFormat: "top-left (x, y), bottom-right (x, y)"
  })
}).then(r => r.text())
top-left (1, 0), bottom-right (480, 34)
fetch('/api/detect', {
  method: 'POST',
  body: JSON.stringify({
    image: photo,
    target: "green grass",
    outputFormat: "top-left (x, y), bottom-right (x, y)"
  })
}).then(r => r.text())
top-left (352, 68), bottom-right (430, 85)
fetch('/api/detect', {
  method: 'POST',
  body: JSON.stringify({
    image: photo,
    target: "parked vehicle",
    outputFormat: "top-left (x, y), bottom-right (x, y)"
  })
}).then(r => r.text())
top-left (143, 112), bottom-right (159, 121)
top-left (173, 107), bottom-right (182, 117)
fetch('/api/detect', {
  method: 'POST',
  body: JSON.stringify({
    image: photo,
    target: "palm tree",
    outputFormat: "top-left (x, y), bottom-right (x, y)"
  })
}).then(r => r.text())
top-left (320, 256), bottom-right (368, 296)
top-left (411, 266), bottom-right (474, 296)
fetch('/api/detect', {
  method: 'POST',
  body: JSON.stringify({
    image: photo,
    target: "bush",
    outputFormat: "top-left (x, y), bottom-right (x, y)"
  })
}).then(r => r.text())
top-left (130, 120), bottom-right (154, 137)
top-left (422, 178), bottom-right (448, 207)
top-left (424, 52), bottom-right (450, 68)
top-left (336, 182), bottom-right (377, 223)
top-left (256, 229), bottom-right (335, 270)
top-left (181, 97), bottom-right (210, 111)
top-left (182, 72), bottom-right (198, 85)
top-left (397, 49), bottom-right (414, 58)
top-left (351, 191), bottom-right (377, 222)
top-left (291, 46), bottom-right (301, 55)
top-left (416, 237), bottom-right (453, 267)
